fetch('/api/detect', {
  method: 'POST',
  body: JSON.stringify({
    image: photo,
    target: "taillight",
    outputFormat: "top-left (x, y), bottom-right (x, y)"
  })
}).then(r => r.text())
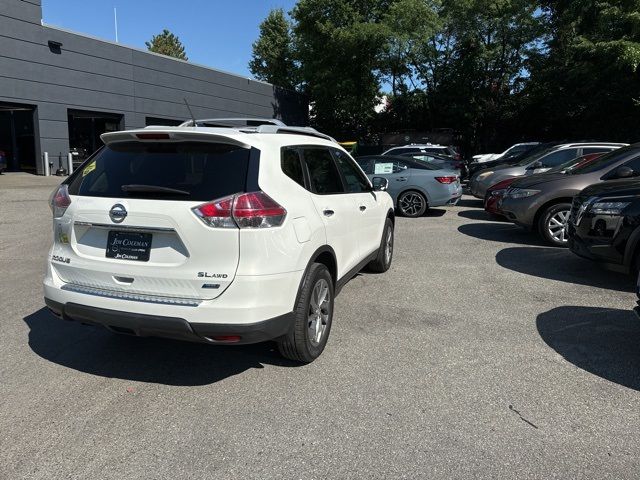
top-left (192, 191), bottom-right (286, 229)
top-left (435, 176), bottom-right (458, 184)
top-left (232, 192), bottom-right (287, 228)
top-left (49, 184), bottom-right (71, 218)
top-left (192, 195), bottom-right (236, 228)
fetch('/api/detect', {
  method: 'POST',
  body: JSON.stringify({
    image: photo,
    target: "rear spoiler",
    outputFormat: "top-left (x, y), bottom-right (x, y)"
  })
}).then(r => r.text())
top-left (100, 130), bottom-right (252, 149)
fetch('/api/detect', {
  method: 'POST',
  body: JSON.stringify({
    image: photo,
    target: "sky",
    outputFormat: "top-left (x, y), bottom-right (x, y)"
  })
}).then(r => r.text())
top-left (42, 0), bottom-right (297, 79)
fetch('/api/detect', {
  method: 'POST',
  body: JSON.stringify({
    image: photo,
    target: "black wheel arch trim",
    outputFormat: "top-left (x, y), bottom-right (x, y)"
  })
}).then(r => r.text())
top-left (533, 197), bottom-right (574, 230)
top-left (297, 245), bottom-right (377, 300)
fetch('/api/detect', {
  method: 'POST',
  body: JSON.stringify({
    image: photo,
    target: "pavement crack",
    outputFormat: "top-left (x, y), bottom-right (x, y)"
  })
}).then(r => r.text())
top-left (509, 404), bottom-right (539, 429)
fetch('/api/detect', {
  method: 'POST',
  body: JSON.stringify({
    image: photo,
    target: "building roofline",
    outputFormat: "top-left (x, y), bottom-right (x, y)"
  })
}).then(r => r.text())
top-left (41, 22), bottom-right (276, 88)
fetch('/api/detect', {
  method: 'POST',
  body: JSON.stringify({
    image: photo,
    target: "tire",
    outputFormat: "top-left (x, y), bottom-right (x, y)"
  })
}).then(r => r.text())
top-left (367, 218), bottom-right (394, 273)
top-left (277, 263), bottom-right (334, 363)
top-left (538, 203), bottom-right (572, 247)
top-left (397, 190), bottom-right (428, 218)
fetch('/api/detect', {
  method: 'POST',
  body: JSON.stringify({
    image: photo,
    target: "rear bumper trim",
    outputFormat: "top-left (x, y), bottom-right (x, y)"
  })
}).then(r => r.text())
top-left (61, 283), bottom-right (202, 307)
top-left (44, 298), bottom-right (294, 345)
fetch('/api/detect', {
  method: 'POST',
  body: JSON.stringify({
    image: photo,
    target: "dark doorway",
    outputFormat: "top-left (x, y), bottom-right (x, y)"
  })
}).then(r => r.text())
top-left (145, 116), bottom-right (183, 127)
top-left (67, 109), bottom-right (123, 166)
top-left (0, 102), bottom-right (37, 173)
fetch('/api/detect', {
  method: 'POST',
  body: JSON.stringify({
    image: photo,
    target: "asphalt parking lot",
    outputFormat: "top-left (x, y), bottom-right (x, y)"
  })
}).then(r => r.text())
top-left (2, 173), bottom-right (640, 479)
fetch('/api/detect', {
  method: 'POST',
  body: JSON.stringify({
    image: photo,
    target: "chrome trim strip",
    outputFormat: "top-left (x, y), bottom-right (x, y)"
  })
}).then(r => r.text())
top-left (61, 284), bottom-right (201, 307)
top-left (74, 222), bottom-right (175, 233)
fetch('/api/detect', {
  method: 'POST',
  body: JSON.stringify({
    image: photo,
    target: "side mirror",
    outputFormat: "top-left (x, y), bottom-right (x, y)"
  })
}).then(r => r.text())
top-left (613, 165), bottom-right (635, 179)
top-left (372, 177), bottom-right (389, 191)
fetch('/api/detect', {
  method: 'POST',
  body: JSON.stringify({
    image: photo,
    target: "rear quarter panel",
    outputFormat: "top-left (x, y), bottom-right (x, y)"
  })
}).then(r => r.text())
top-left (237, 142), bottom-right (326, 276)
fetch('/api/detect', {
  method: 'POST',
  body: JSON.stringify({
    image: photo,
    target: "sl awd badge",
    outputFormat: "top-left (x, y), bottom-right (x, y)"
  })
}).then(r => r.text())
top-left (109, 204), bottom-right (127, 223)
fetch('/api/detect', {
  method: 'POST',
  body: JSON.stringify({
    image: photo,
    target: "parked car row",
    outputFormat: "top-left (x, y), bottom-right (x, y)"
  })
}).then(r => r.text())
top-left (475, 143), bottom-right (640, 276)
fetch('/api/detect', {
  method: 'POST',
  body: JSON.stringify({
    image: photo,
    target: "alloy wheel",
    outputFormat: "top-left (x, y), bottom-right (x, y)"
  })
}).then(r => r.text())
top-left (547, 209), bottom-right (570, 243)
top-left (399, 193), bottom-right (425, 216)
top-left (308, 278), bottom-right (330, 346)
top-left (384, 227), bottom-right (393, 265)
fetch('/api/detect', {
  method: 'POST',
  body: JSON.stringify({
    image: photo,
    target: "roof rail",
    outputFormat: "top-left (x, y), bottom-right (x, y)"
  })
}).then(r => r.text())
top-left (179, 118), bottom-right (286, 128)
top-left (251, 125), bottom-right (336, 142)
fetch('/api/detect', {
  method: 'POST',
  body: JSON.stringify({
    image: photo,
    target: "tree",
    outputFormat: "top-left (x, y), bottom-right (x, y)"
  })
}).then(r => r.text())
top-left (249, 9), bottom-right (298, 90)
top-left (145, 29), bottom-right (188, 60)
top-left (292, 0), bottom-right (392, 136)
top-left (380, 0), bottom-right (542, 150)
top-left (520, 0), bottom-right (640, 142)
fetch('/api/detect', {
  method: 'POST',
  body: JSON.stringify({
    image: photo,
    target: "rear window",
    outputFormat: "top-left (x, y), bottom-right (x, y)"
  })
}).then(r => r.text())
top-left (66, 142), bottom-right (251, 201)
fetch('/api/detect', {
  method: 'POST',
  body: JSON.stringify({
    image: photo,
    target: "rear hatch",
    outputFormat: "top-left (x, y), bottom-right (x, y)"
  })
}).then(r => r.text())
top-left (53, 135), bottom-right (254, 301)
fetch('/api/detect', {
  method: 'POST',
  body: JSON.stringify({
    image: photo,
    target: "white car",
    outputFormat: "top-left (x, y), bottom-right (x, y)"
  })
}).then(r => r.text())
top-left (44, 120), bottom-right (395, 362)
top-left (472, 142), bottom-right (540, 163)
top-left (383, 143), bottom-right (459, 159)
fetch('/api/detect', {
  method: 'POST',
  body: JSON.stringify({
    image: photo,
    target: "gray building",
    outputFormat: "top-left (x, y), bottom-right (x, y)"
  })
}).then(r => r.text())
top-left (0, 0), bottom-right (307, 174)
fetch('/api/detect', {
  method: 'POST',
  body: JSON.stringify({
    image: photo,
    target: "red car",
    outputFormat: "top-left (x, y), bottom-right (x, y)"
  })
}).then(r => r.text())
top-left (484, 177), bottom-right (517, 216)
top-left (483, 153), bottom-right (604, 217)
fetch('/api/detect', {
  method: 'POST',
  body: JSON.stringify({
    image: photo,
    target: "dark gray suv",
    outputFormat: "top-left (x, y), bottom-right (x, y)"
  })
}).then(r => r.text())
top-left (499, 145), bottom-right (640, 246)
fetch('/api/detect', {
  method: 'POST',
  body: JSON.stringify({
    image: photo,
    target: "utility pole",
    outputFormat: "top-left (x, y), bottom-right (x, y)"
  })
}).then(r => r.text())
top-left (114, 7), bottom-right (119, 43)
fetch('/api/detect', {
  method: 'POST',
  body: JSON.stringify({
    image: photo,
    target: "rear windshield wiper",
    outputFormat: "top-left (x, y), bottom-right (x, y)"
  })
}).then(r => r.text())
top-left (121, 184), bottom-right (191, 195)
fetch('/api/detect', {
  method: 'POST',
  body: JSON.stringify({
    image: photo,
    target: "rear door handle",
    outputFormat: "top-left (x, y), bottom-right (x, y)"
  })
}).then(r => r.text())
top-left (323, 209), bottom-right (335, 217)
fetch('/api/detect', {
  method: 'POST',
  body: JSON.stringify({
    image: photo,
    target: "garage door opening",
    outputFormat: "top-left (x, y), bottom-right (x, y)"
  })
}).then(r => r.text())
top-left (0, 102), bottom-right (37, 173)
top-left (68, 109), bottom-right (122, 167)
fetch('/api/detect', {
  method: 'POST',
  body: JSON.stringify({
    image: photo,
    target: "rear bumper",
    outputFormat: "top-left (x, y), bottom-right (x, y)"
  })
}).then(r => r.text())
top-left (44, 298), bottom-right (293, 345)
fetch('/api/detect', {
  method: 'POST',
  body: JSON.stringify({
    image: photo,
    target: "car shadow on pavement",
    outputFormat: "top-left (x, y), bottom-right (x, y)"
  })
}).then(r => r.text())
top-left (496, 247), bottom-right (634, 292)
top-left (537, 306), bottom-right (640, 391)
top-left (424, 208), bottom-right (446, 217)
top-left (456, 198), bottom-right (484, 208)
top-left (458, 222), bottom-right (547, 246)
top-left (23, 308), bottom-right (301, 386)
top-left (457, 210), bottom-right (509, 222)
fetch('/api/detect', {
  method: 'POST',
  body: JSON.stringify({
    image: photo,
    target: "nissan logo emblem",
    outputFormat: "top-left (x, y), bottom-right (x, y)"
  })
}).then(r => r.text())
top-left (109, 204), bottom-right (127, 223)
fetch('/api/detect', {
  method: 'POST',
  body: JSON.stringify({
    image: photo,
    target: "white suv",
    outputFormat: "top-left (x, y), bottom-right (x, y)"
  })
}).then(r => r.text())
top-left (44, 120), bottom-right (395, 362)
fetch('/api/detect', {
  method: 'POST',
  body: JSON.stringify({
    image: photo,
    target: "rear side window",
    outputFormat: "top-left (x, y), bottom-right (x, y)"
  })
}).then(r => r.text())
top-left (540, 148), bottom-right (579, 167)
top-left (331, 149), bottom-right (370, 193)
top-left (621, 156), bottom-right (640, 174)
top-left (66, 142), bottom-right (250, 201)
top-left (302, 148), bottom-right (344, 194)
top-left (281, 147), bottom-right (305, 187)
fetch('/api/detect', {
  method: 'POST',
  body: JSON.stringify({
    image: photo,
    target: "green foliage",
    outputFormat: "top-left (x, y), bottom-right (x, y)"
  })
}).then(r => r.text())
top-left (145, 29), bottom-right (188, 60)
top-left (250, 0), bottom-right (640, 147)
top-left (249, 9), bottom-right (298, 90)
top-left (291, 0), bottom-right (392, 136)
top-left (520, 0), bottom-right (640, 142)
